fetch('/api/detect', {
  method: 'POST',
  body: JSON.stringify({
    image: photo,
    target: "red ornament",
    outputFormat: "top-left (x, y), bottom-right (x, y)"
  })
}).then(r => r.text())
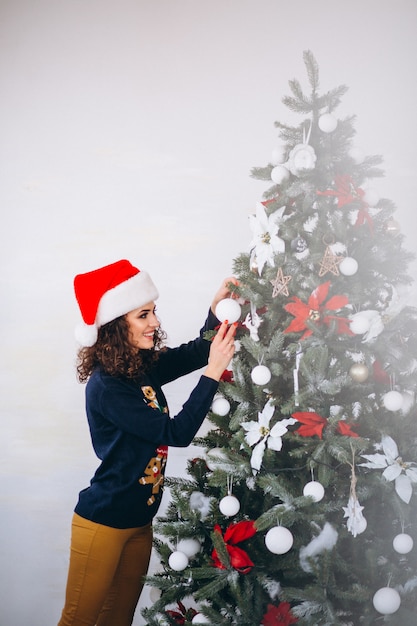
top-left (373, 360), bottom-right (391, 384)
top-left (292, 412), bottom-right (358, 439)
top-left (166, 600), bottom-right (197, 624)
top-left (292, 412), bottom-right (327, 438)
top-left (261, 602), bottom-right (298, 625)
top-left (336, 421), bottom-right (359, 438)
top-left (211, 520), bottom-right (256, 574)
top-left (220, 369), bottom-right (234, 383)
top-left (317, 175), bottom-right (374, 233)
top-left (284, 281), bottom-right (352, 339)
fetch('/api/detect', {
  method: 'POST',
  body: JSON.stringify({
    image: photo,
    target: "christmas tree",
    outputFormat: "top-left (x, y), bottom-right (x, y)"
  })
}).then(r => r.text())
top-left (142, 51), bottom-right (417, 626)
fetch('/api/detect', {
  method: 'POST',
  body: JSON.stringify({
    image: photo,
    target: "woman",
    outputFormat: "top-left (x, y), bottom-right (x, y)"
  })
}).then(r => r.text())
top-left (58, 259), bottom-right (238, 626)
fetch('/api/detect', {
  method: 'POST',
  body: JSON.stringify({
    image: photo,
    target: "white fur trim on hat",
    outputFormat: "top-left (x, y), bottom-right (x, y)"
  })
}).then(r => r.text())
top-left (95, 270), bottom-right (158, 328)
top-left (75, 321), bottom-right (99, 347)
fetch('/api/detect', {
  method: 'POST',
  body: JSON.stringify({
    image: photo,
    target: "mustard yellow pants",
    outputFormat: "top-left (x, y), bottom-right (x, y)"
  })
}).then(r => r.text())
top-left (57, 513), bottom-right (153, 626)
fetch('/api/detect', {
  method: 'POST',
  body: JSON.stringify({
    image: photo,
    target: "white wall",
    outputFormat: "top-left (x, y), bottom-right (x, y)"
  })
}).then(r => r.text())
top-left (1, 1), bottom-right (416, 624)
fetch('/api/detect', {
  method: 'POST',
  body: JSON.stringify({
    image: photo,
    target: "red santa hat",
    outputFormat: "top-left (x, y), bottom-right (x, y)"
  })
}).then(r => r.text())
top-left (74, 259), bottom-right (159, 346)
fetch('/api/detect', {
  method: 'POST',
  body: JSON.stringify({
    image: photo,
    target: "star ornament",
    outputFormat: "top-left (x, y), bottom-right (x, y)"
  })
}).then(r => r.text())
top-left (284, 281), bottom-right (353, 340)
top-left (271, 267), bottom-right (292, 297)
top-left (343, 495), bottom-right (367, 537)
top-left (249, 203), bottom-right (286, 275)
top-left (318, 245), bottom-right (343, 277)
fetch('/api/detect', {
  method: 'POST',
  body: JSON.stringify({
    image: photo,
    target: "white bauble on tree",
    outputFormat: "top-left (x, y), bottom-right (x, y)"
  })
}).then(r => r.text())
top-left (206, 447), bottom-right (227, 471)
top-left (318, 112), bottom-right (337, 133)
top-left (372, 587), bottom-right (401, 615)
top-left (271, 145), bottom-right (286, 165)
top-left (177, 538), bottom-right (201, 558)
top-left (349, 363), bottom-right (369, 383)
top-left (215, 298), bottom-right (241, 323)
top-left (265, 526), bottom-right (294, 554)
top-left (148, 586), bottom-right (161, 603)
top-left (219, 494), bottom-right (240, 517)
top-left (303, 480), bottom-right (325, 502)
top-left (349, 147), bottom-right (365, 164)
top-left (168, 550), bottom-right (189, 571)
top-left (393, 533), bottom-right (414, 554)
top-left (211, 395), bottom-right (231, 416)
top-left (349, 313), bottom-right (371, 335)
top-left (382, 390), bottom-right (404, 412)
top-left (339, 256), bottom-right (358, 276)
top-left (192, 614), bottom-right (210, 624)
top-left (251, 364), bottom-right (271, 385)
top-left (363, 187), bottom-right (379, 207)
top-left (271, 164), bottom-right (290, 184)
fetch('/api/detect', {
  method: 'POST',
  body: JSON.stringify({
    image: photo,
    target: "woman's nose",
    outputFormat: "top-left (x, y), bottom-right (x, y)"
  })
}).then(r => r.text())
top-left (149, 313), bottom-right (159, 327)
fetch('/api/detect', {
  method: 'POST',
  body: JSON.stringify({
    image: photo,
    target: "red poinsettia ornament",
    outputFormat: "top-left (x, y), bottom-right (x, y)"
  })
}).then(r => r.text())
top-left (165, 600), bottom-right (197, 624)
top-left (317, 174), bottom-right (373, 232)
top-left (211, 520), bottom-right (256, 574)
top-left (261, 602), bottom-right (298, 625)
top-left (292, 411), bottom-right (359, 439)
top-left (284, 281), bottom-right (352, 339)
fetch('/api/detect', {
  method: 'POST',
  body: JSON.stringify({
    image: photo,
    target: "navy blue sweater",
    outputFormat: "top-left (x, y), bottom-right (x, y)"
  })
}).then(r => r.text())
top-left (74, 311), bottom-right (219, 528)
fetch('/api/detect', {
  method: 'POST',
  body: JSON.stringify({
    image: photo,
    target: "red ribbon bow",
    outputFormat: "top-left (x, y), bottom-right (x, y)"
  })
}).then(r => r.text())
top-left (292, 411), bottom-right (358, 439)
top-left (211, 520), bottom-right (256, 574)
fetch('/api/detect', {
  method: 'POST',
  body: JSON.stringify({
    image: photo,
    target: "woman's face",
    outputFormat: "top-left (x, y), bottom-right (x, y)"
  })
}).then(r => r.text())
top-left (125, 301), bottom-right (159, 349)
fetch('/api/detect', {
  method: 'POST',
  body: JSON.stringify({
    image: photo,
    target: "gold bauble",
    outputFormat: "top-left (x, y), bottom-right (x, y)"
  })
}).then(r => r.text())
top-left (349, 363), bottom-right (369, 382)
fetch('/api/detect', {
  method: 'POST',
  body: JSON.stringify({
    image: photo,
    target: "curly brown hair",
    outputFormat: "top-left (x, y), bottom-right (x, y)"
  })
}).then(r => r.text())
top-left (76, 315), bottom-right (167, 383)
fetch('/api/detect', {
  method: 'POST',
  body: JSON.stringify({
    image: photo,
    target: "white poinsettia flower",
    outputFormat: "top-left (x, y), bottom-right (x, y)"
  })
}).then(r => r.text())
top-left (242, 399), bottom-right (296, 472)
top-left (249, 203), bottom-right (286, 275)
top-left (360, 435), bottom-right (417, 503)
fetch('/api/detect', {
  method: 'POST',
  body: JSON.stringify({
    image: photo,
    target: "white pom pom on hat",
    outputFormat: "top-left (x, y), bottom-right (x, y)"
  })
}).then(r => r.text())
top-left (74, 259), bottom-right (159, 347)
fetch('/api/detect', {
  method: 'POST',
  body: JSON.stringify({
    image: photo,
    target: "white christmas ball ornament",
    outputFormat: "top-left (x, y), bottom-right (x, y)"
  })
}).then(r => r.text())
top-left (251, 364), bottom-right (272, 385)
top-left (177, 538), bottom-right (201, 558)
top-left (168, 550), bottom-right (189, 571)
top-left (206, 447), bottom-right (227, 471)
top-left (219, 494), bottom-right (240, 517)
top-left (393, 533), bottom-right (414, 554)
top-left (303, 480), bottom-right (325, 502)
top-left (271, 164), bottom-right (290, 184)
top-left (271, 145), bottom-right (286, 165)
top-left (349, 147), bottom-right (365, 164)
top-left (363, 188), bottom-right (379, 207)
top-left (215, 298), bottom-right (241, 323)
top-left (265, 526), bottom-right (294, 554)
top-left (339, 257), bottom-right (358, 276)
top-left (192, 614), bottom-right (210, 624)
top-left (372, 587), bottom-right (401, 615)
top-left (211, 395), bottom-right (231, 416)
top-left (349, 314), bottom-right (371, 335)
top-left (149, 586), bottom-right (161, 602)
top-left (318, 113), bottom-right (338, 133)
top-left (382, 390), bottom-right (404, 412)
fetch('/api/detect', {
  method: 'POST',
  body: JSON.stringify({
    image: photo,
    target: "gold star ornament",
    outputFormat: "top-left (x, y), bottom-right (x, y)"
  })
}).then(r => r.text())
top-left (270, 267), bottom-right (292, 297)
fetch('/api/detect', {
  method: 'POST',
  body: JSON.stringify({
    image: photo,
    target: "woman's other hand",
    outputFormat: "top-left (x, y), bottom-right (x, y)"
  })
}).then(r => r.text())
top-left (211, 276), bottom-right (239, 316)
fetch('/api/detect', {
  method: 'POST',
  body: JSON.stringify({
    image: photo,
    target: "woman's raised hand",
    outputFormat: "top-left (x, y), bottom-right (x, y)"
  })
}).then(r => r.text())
top-left (204, 320), bottom-right (237, 382)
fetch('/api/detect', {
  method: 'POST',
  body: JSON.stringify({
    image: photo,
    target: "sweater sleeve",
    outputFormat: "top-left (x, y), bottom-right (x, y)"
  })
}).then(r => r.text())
top-left (87, 373), bottom-right (219, 448)
top-left (154, 309), bottom-right (220, 385)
